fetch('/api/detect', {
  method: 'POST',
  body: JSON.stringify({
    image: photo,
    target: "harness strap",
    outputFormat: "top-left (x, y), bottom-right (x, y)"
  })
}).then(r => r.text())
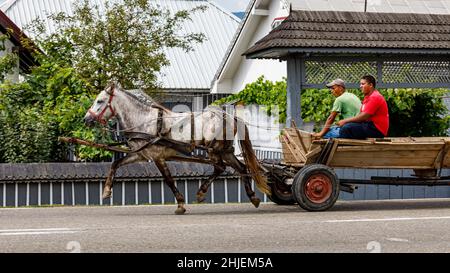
top-left (191, 112), bottom-right (195, 146)
top-left (222, 105), bottom-right (229, 151)
top-left (157, 108), bottom-right (164, 136)
top-left (124, 131), bottom-right (198, 156)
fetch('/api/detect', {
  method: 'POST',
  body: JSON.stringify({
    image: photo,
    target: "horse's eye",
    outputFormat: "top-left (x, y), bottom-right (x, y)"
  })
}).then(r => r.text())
top-left (97, 100), bottom-right (104, 104)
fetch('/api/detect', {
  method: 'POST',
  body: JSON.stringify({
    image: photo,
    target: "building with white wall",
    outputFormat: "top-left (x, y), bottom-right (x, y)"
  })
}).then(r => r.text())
top-left (212, 0), bottom-right (450, 95)
top-left (0, 9), bottom-right (36, 82)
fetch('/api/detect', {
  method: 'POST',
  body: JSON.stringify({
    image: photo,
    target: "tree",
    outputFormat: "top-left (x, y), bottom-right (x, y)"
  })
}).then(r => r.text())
top-left (28, 0), bottom-right (206, 92)
top-left (0, 0), bottom-right (207, 162)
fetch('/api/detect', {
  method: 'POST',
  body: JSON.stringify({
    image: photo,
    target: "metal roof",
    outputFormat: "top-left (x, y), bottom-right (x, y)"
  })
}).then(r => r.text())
top-left (244, 9), bottom-right (450, 59)
top-left (0, 0), bottom-right (240, 90)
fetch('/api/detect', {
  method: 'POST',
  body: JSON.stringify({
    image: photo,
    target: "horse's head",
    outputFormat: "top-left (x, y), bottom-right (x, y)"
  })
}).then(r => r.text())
top-left (84, 82), bottom-right (120, 127)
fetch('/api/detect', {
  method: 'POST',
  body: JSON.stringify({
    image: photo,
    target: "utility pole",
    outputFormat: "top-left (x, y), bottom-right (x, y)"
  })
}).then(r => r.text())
top-left (364, 0), bottom-right (368, 12)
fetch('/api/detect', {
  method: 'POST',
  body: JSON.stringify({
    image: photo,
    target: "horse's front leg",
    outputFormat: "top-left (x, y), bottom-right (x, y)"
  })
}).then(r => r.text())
top-left (196, 152), bottom-right (225, 203)
top-left (103, 153), bottom-right (144, 199)
top-left (154, 159), bottom-right (186, 215)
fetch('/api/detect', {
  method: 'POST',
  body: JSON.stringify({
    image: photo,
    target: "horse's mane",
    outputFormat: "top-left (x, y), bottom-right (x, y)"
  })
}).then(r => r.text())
top-left (120, 88), bottom-right (170, 112)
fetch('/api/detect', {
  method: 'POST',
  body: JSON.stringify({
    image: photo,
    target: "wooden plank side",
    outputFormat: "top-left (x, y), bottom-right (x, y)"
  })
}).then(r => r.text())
top-left (281, 141), bottom-right (295, 162)
top-left (280, 135), bottom-right (297, 165)
top-left (284, 133), bottom-right (307, 162)
top-left (337, 144), bottom-right (444, 152)
top-left (329, 150), bottom-right (437, 168)
top-left (286, 129), bottom-right (313, 152)
top-left (439, 141), bottom-right (450, 167)
top-left (333, 150), bottom-right (440, 159)
top-left (325, 141), bottom-right (339, 166)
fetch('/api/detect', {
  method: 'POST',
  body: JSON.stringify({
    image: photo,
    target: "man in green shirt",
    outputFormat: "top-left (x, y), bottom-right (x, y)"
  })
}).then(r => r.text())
top-left (312, 79), bottom-right (361, 139)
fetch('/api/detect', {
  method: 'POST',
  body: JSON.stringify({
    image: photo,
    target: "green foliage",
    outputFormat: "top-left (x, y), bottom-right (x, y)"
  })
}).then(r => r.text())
top-left (27, 0), bottom-right (206, 92)
top-left (0, 106), bottom-right (54, 163)
top-left (213, 76), bottom-right (287, 123)
top-left (1, 0), bottom-right (206, 163)
top-left (0, 32), bottom-right (19, 82)
top-left (380, 88), bottom-right (450, 137)
top-left (0, 59), bottom-right (113, 162)
top-left (300, 89), bottom-right (333, 123)
top-left (214, 76), bottom-right (450, 137)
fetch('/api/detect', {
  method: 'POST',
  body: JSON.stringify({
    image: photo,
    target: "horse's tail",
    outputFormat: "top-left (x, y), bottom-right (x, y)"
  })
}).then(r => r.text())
top-left (238, 124), bottom-right (271, 196)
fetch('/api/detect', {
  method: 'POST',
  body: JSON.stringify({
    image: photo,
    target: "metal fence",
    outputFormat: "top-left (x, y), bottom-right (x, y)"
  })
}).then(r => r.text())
top-left (0, 176), bottom-right (270, 208)
top-left (0, 162), bottom-right (269, 208)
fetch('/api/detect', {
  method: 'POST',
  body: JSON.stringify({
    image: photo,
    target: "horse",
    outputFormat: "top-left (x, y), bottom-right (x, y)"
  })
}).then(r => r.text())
top-left (84, 82), bottom-right (271, 214)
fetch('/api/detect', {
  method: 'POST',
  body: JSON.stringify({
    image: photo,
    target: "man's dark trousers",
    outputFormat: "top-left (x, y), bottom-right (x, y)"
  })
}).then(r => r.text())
top-left (339, 121), bottom-right (384, 139)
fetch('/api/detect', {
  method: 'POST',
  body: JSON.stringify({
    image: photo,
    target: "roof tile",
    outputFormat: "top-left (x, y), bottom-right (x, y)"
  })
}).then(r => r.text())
top-left (245, 10), bottom-right (450, 58)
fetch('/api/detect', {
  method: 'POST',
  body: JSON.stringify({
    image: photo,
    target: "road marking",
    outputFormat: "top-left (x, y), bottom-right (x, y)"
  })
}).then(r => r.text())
top-left (0, 228), bottom-right (80, 236)
top-left (324, 216), bottom-right (450, 223)
top-left (387, 238), bottom-right (409, 242)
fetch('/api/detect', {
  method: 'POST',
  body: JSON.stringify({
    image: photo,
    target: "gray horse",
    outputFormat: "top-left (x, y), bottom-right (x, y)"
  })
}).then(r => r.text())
top-left (84, 82), bottom-right (271, 214)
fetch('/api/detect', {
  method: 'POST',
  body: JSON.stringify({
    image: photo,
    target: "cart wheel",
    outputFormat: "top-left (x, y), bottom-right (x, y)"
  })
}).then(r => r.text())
top-left (292, 164), bottom-right (340, 211)
top-left (267, 164), bottom-right (317, 205)
top-left (267, 176), bottom-right (296, 205)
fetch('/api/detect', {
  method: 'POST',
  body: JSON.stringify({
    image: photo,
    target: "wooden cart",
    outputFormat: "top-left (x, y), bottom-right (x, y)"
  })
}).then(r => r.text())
top-left (261, 127), bottom-right (450, 211)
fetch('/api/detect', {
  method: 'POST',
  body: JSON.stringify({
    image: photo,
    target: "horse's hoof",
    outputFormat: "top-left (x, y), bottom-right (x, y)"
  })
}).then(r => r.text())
top-left (251, 197), bottom-right (261, 208)
top-left (175, 207), bottom-right (186, 215)
top-left (102, 190), bottom-right (112, 199)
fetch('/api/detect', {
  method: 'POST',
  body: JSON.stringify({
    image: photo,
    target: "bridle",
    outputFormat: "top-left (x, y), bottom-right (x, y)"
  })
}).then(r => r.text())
top-left (88, 87), bottom-right (117, 125)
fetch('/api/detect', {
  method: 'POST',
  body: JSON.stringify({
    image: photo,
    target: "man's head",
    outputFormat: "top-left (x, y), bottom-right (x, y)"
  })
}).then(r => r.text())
top-left (326, 79), bottom-right (345, 97)
top-left (360, 75), bottom-right (376, 96)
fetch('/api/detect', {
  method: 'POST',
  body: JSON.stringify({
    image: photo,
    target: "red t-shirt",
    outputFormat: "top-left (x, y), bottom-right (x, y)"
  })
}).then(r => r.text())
top-left (361, 90), bottom-right (389, 136)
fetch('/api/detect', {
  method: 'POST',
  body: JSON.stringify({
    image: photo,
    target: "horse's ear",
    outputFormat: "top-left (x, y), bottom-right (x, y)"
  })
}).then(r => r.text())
top-left (105, 81), bottom-right (115, 95)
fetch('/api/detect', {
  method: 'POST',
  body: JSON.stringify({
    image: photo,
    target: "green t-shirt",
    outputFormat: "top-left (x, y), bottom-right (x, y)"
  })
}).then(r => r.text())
top-left (331, 92), bottom-right (362, 119)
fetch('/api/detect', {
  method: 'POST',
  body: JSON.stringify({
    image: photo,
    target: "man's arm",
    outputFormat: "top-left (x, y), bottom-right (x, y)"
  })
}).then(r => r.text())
top-left (313, 111), bottom-right (338, 138)
top-left (337, 112), bottom-right (371, 127)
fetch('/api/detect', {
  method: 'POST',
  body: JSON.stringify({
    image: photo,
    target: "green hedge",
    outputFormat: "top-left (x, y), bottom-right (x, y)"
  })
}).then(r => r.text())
top-left (214, 76), bottom-right (450, 137)
top-left (0, 63), bottom-right (113, 163)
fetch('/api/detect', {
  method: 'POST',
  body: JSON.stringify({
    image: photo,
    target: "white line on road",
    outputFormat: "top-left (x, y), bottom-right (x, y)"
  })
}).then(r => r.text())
top-left (0, 228), bottom-right (80, 236)
top-left (387, 238), bottom-right (410, 242)
top-left (1, 231), bottom-right (79, 236)
top-left (324, 216), bottom-right (450, 223)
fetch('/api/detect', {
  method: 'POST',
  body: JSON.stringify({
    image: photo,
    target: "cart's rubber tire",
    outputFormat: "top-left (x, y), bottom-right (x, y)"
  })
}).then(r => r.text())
top-left (292, 164), bottom-right (340, 211)
top-left (267, 177), bottom-right (296, 205)
top-left (267, 164), bottom-right (320, 206)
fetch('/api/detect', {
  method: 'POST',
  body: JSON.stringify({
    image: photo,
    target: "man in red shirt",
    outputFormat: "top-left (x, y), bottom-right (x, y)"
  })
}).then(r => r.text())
top-left (337, 75), bottom-right (389, 139)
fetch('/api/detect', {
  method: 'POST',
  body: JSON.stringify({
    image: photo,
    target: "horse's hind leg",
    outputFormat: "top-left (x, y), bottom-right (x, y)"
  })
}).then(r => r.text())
top-left (222, 152), bottom-right (260, 208)
top-left (154, 159), bottom-right (186, 215)
top-left (103, 153), bottom-right (144, 199)
top-left (196, 164), bottom-right (225, 203)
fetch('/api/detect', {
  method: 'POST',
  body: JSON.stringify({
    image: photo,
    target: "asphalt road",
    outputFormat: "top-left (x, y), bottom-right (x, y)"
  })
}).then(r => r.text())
top-left (1, 199), bottom-right (450, 253)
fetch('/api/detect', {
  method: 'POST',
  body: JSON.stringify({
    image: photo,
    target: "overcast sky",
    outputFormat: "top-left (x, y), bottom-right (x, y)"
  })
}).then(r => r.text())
top-left (211, 0), bottom-right (251, 12)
